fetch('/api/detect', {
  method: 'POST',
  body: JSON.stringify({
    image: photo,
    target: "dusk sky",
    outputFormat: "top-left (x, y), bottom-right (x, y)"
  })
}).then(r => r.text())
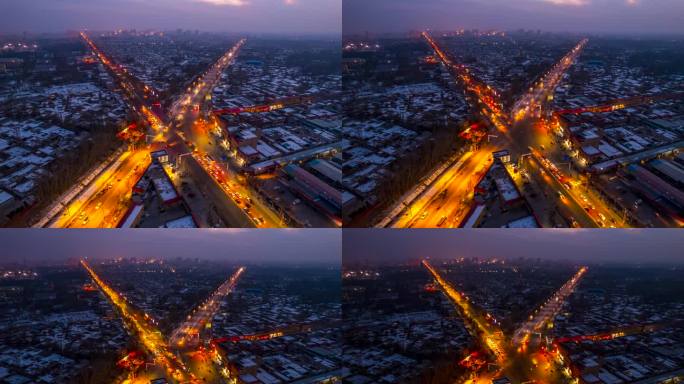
top-left (1, 0), bottom-right (340, 35)
top-left (0, 229), bottom-right (340, 265)
top-left (344, 229), bottom-right (684, 265)
top-left (343, 0), bottom-right (684, 35)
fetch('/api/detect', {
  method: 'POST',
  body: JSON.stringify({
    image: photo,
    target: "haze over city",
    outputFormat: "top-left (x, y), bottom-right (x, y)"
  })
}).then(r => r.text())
top-left (0, 229), bottom-right (341, 264)
top-left (344, 229), bottom-right (684, 265)
top-left (343, 0), bottom-right (684, 35)
top-left (1, 0), bottom-right (341, 35)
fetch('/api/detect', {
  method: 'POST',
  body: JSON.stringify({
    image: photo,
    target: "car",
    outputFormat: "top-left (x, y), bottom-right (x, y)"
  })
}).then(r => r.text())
top-left (437, 216), bottom-right (448, 227)
top-left (419, 211), bottom-right (428, 220)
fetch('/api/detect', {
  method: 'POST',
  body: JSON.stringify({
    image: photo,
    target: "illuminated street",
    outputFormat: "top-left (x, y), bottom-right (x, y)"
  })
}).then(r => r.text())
top-left (511, 38), bottom-right (588, 122)
top-left (343, 229), bottom-right (684, 384)
top-left (343, 225), bottom-right (684, 384)
top-left (422, 32), bottom-right (510, 134)
top-left (81, 260), bottom-right (194, 383)
top-left (5, 28), bottom-right (340, 228)
top-left (162, 39), bottom-right (287, 228)
top-left (394, 32), bottom-right (627, 229)
top-left (423, 259), bottom-right (588, 383)
top-left (347, 20), bottom-right (684, 228)
top-left (41, 36), bottom-right (290, 228)
top-left (0, 230), bottom-right (341, 383)
top-left (422, 260), bottom-right (507, 364)
top-left (512, 266), bottom-right (587, 345)
top-left (80, 257), bottom-right (334, 383)
top-left (44, 33), bottom-right (165, 228)
top-left (391, 146), bottom-right (494, 228)
top-left (170, 267), bottom-right (245, 348)
top-left (51, 149), bottom-right (150, 228)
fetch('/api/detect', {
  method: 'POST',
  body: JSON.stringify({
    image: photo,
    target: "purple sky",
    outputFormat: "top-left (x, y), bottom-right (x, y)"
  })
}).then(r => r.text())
top-left (0, 229), bottom-right (340, 265)
top-left (344, 229), bottom-right (684, 265)
top-left (343, 0), bottom-right (684, 35)
top-left (1, 0), bottom-right (340, 35)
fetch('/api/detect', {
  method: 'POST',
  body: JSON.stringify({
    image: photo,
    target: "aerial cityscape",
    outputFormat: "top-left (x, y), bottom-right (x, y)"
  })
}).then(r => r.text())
top-left (0, 229), bottom-right (341, 384)
top-left (342, 0), bottom-right (684, 228)
top-left (0, 0), bottom-right (342, 228)
top-left (1, 0), bottom-right (683, 228)
top-left (343, 229), bottom-right (684, 384)
top-left (1, 0), bottom-right (684, 383)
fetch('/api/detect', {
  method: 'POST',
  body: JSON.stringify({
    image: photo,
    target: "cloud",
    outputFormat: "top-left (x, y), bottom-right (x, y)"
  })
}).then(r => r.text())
top-left (193, 0), bottom-right (299, 8)
top-left (196, 0), bottom-right (248, 6)
top-left (540, 0), bottom-right (590, 5)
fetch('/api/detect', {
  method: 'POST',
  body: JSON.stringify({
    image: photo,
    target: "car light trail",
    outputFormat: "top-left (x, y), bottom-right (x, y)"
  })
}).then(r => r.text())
top-left (512, 38), bottom-right (588, 121)
top-left (422, 32), bottom-right (509, 133)
top-left (513, 266), bottom-right (587, 345)
top-left (54, 149), bottom-right (150, 228)
top-left (423, 259), bottom-right (591, 383)
top-left (81, 260), bottom-right (194, 382)
top-left (66, 35), bottom-right (284, 229)
top-left (422, 260), bottom-right (507, 362)
top-left (392, 147), bottom-right (493, 228)
top-left (170, 267), bottom-right (245, 347)
top-left (167, 39), bottom-right (285, 228)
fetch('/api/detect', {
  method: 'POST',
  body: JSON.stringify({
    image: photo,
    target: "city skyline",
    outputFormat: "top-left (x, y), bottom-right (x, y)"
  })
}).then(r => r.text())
top-left (343, 0), bottom-right (684, 35)
top-left (0, 229), bottom-right (341, 264)
top-left (1, 0), bottom-right (341, 35)
top-left (344, 229), bottom-right (684, 265)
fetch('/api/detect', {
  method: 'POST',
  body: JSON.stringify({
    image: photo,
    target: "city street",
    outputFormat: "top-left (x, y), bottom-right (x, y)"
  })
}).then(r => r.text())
top-left (52, 150), bottom-right (150, 228)
top-left (392, 146), bottom-right (494, 228)
top-left (394, 32), bottom-right (632, 229)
